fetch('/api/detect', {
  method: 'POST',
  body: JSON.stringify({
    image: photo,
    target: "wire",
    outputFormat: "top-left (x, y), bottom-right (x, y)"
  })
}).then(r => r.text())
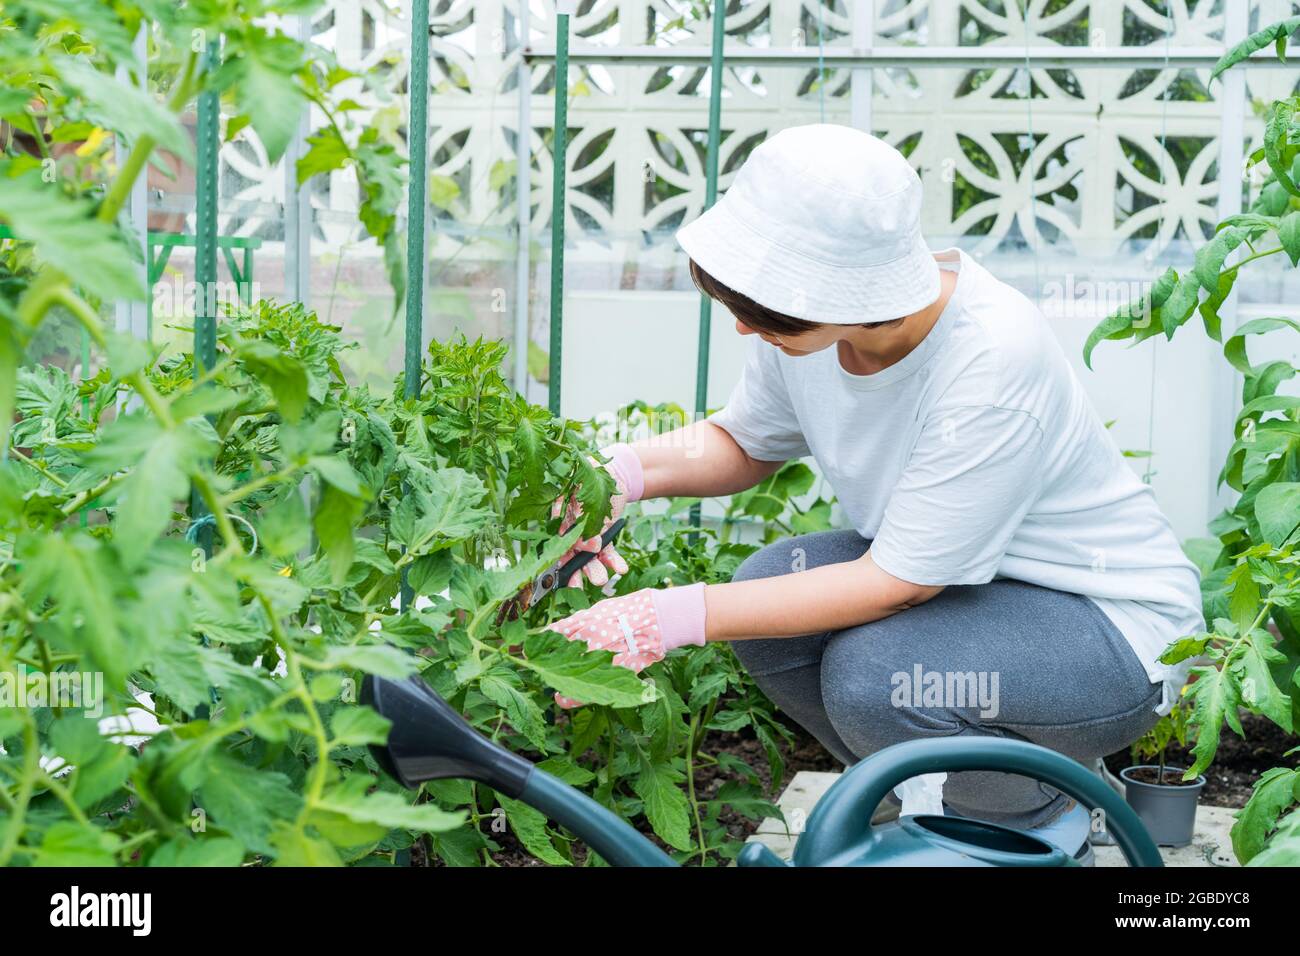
top-left (1021, 1), bottom-right (1041, 307)
top-left (186, 511), bottom-right (260, 556)
top-left (814, 0), bottom-right (826, 122)
top-left (1142, 12), bottom-right (1174, 485)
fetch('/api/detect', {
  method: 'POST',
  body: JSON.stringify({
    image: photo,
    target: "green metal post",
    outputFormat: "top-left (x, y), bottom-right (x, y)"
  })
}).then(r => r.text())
top-left (191, 37), bottom-right (221, 556)
top-left (400, 0), bottom-right (431, 614)
top-left (194, 48), bottom-right (220, 380)
top-left (690, 0), bottom-right (726, 531)
top-left (547, 12), bottom-right (570, 417)
top-left (405, 0), bottom-right (430, 403)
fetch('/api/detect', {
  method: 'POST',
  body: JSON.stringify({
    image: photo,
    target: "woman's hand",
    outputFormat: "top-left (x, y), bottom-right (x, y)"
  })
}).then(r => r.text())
top-left (553, 444), bottom-right (644, 588)
top-left (547, 583), bottom-right (707, 708)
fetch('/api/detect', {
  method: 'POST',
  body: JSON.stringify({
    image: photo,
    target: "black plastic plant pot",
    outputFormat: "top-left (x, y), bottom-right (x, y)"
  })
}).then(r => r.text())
top-left (1119, 765), bottom-right (1206, 848)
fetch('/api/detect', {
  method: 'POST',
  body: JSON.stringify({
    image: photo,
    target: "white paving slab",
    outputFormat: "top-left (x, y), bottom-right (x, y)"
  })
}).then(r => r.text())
top-left (747, 770), bottom-right (1241, 867)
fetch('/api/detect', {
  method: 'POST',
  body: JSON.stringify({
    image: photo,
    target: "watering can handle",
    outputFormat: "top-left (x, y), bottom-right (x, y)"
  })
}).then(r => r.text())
top-left (792, 737), bottom-right (1163, 867)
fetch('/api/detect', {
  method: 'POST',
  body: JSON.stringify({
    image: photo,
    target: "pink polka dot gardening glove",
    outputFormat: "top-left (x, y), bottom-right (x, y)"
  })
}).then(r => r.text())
top-left (552, 444), bottom-right (645, 588)
top-left (548, 583), bottom-right (707, 709)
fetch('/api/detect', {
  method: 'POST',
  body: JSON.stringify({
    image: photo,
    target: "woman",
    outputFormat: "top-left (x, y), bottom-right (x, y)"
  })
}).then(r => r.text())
top-left (547, 124), bottom-right (1203, 859)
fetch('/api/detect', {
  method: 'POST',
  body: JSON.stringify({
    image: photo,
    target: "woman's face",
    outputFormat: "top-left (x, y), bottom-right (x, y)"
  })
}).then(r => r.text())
top-left (734, 319), bottom-right (869, 357)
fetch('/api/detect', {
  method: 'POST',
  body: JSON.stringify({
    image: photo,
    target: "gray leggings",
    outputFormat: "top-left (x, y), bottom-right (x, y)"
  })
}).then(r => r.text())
top-left (730, 530), bottom-right (1162, 828)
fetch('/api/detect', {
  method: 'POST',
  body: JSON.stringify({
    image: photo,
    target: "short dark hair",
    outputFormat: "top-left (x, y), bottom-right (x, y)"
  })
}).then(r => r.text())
top-left (688, 260), bottom-right (904, 334)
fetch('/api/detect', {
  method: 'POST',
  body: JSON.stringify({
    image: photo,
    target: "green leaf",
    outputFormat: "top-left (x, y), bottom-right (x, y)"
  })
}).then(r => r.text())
top-left (1249, 808), bottom-right (1300, 866)
top-left (314, 482), bottom-right (366, 586)
top-left (712, 780), bottom-right (782, 823)
top-left (479, 673), bottom-right (549, 752)
top-left (319, 644), bottom-right (419, 679)
top-left (149, 837), bottom-right (245, 867)
top-left (1280, 210), bottom-right (1300, 267)
top-left (89, 414), bottom-right (212, 568)
top-left (298, 127), bottom-right (350, 183)
top-left (1264, 100), bottom-right (1299, 197)
top-left (1231, 767), bottom-right (1300, 863)
top-left (1212, 16), bottom-right (1300, 78)
top-left (527, 342), bottom-right (550, 384)
top-left (571, 452), bottom-right (614, 538)
top-left (32, 822), bottom-right (120, 867)
top-left (497, 795), bottom-right (569, 865)
top-left (269, 823), bottom-right (344, 866)
top-left (0, 317), bottom-right (20, 450)
top-left (430, 826), bottom-right (489, 867)
top-left (513, 417), bottom-right (546, 489)
top-left (535, 756), bottom-right (597, 786)
top-left (390, 467), bottom-right (493, 552)
top-left (104, 330), bottom-right (151, 378)
top-left (20, 533), bottom-right (128, 686)
top-left (1198, 266), bottom-right (1236, 342)
top-left (519, 629), bottom-right (650, 708)
top-left (329, 706), bottom-right (392, 748)
top-left (407, 551), bottom-right (454, 596)
top-left (1235, 629), bottom-right (1292, 730)
top-left (310, 455), bottom-right (367, 497)
top-left (1255, 482), bottom-right (1300, 546)
top-left (72, 746), bottom-right (132, 808)
top-left (49, 715), bottom-right (107, 766)
top-left (631, 751), bottom-right (692, 851)
top-left (1159, 634), bottom-right (1211, 666)
top-left (0, 174), bottom-right (142, 301)
top-left (489, 158), bottom-right (517, 193)
top-left (257, 486), bottom-right (310, 559)
top-left (483, 528), bottom-right (581, 606)
top-left (196, 757), bottom-right (302, 855)
top-left (240, 341), bottom-right (309, 422)
top-left (1183, 664), bottom-right (1243, 776)
top-left (1193, 225), bottom-right (1250, 291)
top-left (1083, 268), bottom-right (1176, 368)
top-left (314, 777), bottom-right (465, 834)
top-left (1158, 272), bottom-right (1201, 339)
top-left (58, 57), bottom-right (192, 163)
top-left (224, 34), bottom-right (306, 163)
top-left (150, 637), bottom-right (214, 713)
top-left (428, 174), bottom-right (461, 210)
top-left (1228, 564), bottom-right (1261, 634)
top-left (1224, 316), bottom-right (1300, 374)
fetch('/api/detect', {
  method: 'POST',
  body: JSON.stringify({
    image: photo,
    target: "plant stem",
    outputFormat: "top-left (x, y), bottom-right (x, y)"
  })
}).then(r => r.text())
top-left (685, 713), bottom-right (707, 861)
top-left (0, 714), bottom-right (40, 866)
top-left (259, 594), bottom-right (332, 827)
top-left (9, 447), bottom-right (69, 488)
top-left (97, 49), bottom-right (199, 227)
top-left (37, 770), bottom-right (92, 827)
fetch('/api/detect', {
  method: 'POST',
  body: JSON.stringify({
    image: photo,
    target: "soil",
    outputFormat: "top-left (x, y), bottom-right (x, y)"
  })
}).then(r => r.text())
top-left (1103, 711), bottom-right (1296, 809)
top-left (1122, 766), bottom-right (1202, 787)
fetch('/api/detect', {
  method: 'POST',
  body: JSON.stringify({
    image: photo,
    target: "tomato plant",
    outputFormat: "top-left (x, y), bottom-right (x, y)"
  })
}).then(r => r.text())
top-left (1086, 15), bottom-right (1300, 866)
top-left (1, 301), bottom-right (830, 866)
top-left (0, 0), bottom-right (838, 868)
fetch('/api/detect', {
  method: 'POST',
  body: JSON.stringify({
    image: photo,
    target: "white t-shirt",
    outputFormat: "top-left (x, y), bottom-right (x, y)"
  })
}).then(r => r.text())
top-left (711, 248), bottom-right (1204, 715)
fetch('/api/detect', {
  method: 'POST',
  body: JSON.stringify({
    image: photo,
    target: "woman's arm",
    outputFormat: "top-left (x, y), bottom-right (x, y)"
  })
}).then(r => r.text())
top-left (703, 550), bottom-right (944, 641)
top-left (629, 420), bottom-right (784, 500)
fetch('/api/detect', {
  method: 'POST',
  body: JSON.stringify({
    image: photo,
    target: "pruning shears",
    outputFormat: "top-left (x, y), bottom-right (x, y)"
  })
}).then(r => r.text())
top-left (495, 517), bottom-right (627, 625)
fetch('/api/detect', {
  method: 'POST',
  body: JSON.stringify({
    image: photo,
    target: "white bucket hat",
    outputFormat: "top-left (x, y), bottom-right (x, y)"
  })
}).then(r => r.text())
top-left (676, 124), bottom-right (941, 325)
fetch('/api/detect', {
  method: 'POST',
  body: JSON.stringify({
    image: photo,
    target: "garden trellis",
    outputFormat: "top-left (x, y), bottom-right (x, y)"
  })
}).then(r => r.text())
top-left (88, 2), bottom-right (1290, 554)
top-left (145, 1), bottom-right (1286, 480)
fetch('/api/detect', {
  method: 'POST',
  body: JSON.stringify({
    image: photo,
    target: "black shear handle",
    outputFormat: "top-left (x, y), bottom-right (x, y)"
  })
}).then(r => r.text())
top-left (554, 516), bottom-right (627, 585)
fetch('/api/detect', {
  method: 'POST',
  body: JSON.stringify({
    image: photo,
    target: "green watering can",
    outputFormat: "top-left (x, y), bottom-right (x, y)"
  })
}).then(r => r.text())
top-left (362, 674), bottom-right (1163, 867)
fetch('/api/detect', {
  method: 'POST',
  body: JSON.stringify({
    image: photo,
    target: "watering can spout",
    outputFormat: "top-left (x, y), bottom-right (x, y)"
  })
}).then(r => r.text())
top-left (362, 674), bottom-right (677, 867)
top-left (361, 673), bottom-right (533, 797)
